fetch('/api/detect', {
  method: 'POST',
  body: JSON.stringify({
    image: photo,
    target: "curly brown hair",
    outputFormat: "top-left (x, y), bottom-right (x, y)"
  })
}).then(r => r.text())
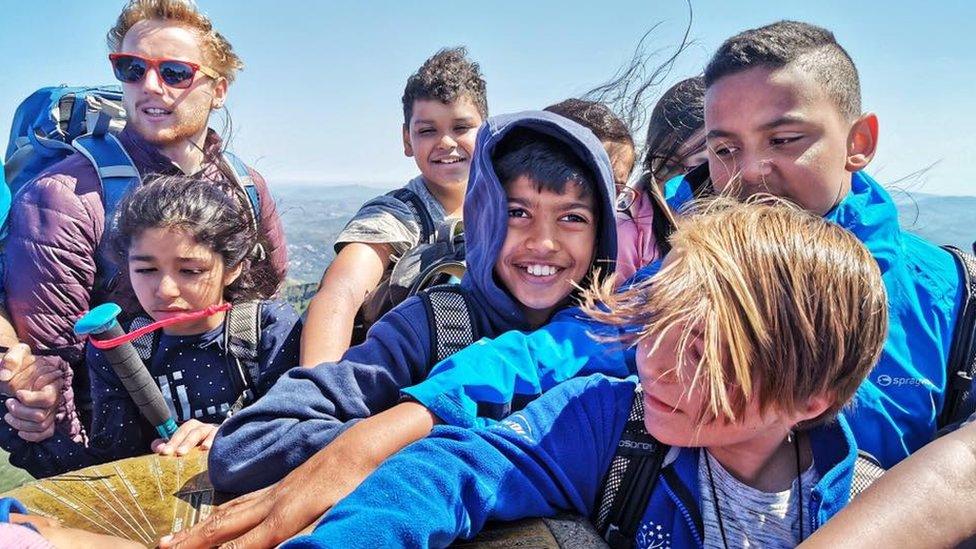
top-left (107, 0), bottom-right (244, 83)
top-left (402, 47), bottom-right (488, 125)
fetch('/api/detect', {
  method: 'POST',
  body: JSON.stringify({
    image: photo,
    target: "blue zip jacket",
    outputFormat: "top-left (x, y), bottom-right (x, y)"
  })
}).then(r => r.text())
top-left (0, 162), bottom-right (9, 301)
top-left (286, 375), bottom-right (861, 548)
top-left (208, 111), bottom-right (619, 492)
top-left (0, 299), bottom-right (300, 478)
top-left (404, 170), bottom-right (962, 468)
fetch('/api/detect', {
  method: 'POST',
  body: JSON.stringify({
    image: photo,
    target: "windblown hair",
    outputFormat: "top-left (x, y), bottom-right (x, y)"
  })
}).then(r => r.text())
top-left (641, 76), bottom-right (705, 186)
top-left (583, 196), bottom-right (888, 426)
top-left (113, 176), bottom-right (280, 303)
top-left (544, 99), bottom-right (634, 148)
top-left (402, 47), bottom-right (488, 125)
top-left (545, 99), bottom-right (635, 188)
top-left (705, 20), bottom-right (861, 120)
top-left (107, 0), bottom-right (244, 83)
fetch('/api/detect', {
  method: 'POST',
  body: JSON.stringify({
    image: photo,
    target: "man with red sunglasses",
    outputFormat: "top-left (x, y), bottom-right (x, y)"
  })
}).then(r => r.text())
top-left (0, 0), bottom-right (287, 450)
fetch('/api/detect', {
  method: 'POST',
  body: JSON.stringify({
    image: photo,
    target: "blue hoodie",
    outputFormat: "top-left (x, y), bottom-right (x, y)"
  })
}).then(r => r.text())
top-left (207, 111), bottom-right (619, 492)
top-left (285, 375), bottom-right (863, 548)
top-left (404, 170), bottom-right (962, 468)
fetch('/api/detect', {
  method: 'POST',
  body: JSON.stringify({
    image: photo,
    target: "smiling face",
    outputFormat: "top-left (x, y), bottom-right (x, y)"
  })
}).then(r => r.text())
top-left (119, 19), bottom-right (226, 154)
top-left (403, 96), bottom-right (483, 193)
top-left (493, 175), bottom-right (598, 328)
top-left (128, 227), bottom-right (241, 335)
top-left (705, 65), bottom-right (857, 215)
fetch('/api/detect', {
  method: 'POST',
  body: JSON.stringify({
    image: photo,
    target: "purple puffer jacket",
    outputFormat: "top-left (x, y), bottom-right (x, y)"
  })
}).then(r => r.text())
top-left (3, 127), bottom-right (288, 441)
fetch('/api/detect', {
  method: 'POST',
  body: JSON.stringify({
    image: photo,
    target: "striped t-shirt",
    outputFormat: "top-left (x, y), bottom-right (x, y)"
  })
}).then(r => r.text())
top-left (698, 450), bottom-right (819, 548)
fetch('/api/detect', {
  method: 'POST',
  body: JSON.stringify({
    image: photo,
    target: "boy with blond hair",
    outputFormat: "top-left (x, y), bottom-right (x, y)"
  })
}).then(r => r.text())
top-left (287, 197), bottom-right (889, 548)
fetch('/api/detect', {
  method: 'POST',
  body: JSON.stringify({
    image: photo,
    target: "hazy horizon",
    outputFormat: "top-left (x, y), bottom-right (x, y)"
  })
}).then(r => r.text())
top-left (269, 180), bottom-right (975, 199)
top-left (3, 0), bottom-right (974, 196)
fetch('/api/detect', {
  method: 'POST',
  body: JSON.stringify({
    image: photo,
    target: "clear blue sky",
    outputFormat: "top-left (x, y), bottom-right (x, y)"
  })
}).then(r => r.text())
top-left (2, 0), bottom-right (973, 195)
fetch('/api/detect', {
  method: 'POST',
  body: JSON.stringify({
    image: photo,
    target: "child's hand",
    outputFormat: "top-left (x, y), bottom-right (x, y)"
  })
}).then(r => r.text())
top-left (151, 420), bottom-right (219, 456)
top-left (1, 345), bottom-right (63, 442)
top-left (0, 343), bottom-right (34, 395)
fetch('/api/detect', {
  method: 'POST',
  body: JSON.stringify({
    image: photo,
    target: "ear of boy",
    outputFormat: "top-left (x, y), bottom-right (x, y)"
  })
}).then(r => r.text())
top-left (403, 125), bottom-right (414, 157)
top-left (791, 392), bottom-right (834, 426)
top-left (845, 113), bottom-right (879, 172)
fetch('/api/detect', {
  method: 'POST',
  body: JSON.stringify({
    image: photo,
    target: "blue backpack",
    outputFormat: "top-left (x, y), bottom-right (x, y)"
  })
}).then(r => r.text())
top-left (2, 85), bottom-right (262, 293)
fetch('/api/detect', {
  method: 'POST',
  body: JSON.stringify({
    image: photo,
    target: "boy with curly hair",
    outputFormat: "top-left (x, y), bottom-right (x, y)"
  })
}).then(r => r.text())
top-left (301, 47), bottom-right (488, 364)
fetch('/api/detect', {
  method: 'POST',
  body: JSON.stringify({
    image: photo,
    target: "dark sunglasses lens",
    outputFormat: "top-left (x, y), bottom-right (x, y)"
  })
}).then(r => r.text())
top-left (112, 56), bottom-right (147, 83)
top-left (158, 61), bottom-right (195, 87)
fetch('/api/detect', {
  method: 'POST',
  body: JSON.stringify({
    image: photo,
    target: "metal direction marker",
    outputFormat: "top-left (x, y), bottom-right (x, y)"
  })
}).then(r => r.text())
top-left (1, 450), bottom-right (217, 541)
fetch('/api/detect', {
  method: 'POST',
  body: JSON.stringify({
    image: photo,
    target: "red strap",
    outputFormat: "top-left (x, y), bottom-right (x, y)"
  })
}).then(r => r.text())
top-left (88, 303), bottom-right (232, 350)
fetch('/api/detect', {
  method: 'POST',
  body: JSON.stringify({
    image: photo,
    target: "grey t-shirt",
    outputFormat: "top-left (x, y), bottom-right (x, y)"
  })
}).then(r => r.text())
top-left (334, 175), bottom-right (450, 260)
top-left (697, 450), bottom-right (819, 549)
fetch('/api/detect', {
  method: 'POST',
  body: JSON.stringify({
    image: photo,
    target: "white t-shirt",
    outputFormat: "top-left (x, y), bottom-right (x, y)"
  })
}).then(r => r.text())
top-left (334, 175), bottom-right (450, 260)
top-left (698, 450), bottom-right (819, 549)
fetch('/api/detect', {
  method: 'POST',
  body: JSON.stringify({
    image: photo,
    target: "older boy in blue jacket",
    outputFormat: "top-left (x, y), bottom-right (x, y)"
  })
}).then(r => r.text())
top-left (207, 111), bottom-right (621, 492)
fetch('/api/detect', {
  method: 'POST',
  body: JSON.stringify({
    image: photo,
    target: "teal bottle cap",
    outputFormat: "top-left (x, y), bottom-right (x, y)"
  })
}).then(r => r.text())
top-left (74, 303), bottom-right (122, 336)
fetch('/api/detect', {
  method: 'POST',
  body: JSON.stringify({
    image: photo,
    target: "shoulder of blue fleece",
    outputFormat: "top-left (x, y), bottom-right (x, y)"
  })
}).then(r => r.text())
top-left (346, 295), bottom-right (433, 370)
top-left (404, 311), bottom-right (632, 428)
top-left (258, 299), bottom-right (300, 333)
top-left (490, 374), bottom-right (638, 450)
top-left (619, 259), bottom-right (663, 289)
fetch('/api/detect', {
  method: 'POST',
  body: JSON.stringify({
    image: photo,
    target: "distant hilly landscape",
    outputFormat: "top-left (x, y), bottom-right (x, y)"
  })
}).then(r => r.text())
top-left (273, 183), bottom-right (975, 284)
top-left (890, 190), bottom-right (976, 253)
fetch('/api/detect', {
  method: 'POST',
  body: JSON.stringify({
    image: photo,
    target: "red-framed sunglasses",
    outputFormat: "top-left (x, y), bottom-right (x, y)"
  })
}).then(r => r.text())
top-left (109, 53), bottom-right (219, 89)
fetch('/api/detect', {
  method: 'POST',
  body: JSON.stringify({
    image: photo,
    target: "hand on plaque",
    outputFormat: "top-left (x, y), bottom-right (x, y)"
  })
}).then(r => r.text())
top-left (158, 401), bottom-right (438, 548)
top-left (151, 419), bottom-right (219, 456)
top-left (1, 344), bottom-right (62, 442)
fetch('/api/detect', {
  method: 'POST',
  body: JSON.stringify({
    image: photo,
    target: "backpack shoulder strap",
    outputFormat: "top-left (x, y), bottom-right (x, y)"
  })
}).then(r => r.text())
top-left (72, 131), bottom-right (140, 220)
top-left (389, 187), bottom-right (435, 244)
top-left (419, 285), bottom-right (479, 364)
top-left (221, 152), bottom-right (262, 256)
top-left (223, 300), bottom-right (263, 415)
top-left (593, 385), bottom-right (670, 549)
top-left (72, 131), bottom-right (140, 293)
top-left (938, 245), bottom-right (976, 427)
top-left (848, 451), bottom-right (886, 502)
top-left (407, 219), bottom-right (466, 297)
top-left (221, 152), bottom-right (261, 217)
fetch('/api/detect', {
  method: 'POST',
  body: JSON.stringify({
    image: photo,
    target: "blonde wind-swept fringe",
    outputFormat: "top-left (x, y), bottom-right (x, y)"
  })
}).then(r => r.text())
top-left (107, 0), bottom-right (244, 83)
top-left (582, 195), bottom-right (888, 426)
